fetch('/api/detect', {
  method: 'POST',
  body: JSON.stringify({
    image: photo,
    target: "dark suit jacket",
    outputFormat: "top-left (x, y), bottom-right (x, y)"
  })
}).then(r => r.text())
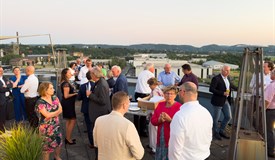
top-left (113, 74), bottom-right (128, 94)
top-left (77, 81), bottom-right (95, 114)
top-left (0, 77), bottom-right (13, 106)
top-left (88, 77), bottom-right (111, 123)
top-left (107, 77), bottom-right (115, 89)
top-left (209, 74), bottom-right (237, 106)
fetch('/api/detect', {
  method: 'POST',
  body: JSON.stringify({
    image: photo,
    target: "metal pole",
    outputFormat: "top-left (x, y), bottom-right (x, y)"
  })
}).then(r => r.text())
top-left (258, 48), bottom-right (267, 159)
top-left (48, 34), bottom-right (56, 68)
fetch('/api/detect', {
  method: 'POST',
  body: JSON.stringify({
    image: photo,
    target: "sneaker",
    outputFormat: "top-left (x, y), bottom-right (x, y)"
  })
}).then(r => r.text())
top-left (219, 131), bottom-right (230, 139)
top-left (214, 132), bottom-right (222, 140)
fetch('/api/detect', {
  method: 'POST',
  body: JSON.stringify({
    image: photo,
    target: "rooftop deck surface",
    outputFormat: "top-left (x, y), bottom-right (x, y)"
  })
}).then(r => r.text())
top-left (3, 100), bottom-right (275, 160)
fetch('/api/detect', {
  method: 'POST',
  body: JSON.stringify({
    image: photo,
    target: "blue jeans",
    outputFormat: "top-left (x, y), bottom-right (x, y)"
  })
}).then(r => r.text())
top-left (213, 101), bottom-right (232, 133)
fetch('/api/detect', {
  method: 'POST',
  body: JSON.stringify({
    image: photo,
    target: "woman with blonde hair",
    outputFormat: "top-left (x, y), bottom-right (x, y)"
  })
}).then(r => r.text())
top-left (36, 82), bottom-right (62, 160)
top-left (151, 85), bottom-right (181, 159)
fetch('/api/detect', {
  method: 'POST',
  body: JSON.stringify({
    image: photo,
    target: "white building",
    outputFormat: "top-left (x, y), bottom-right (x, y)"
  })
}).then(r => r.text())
top-left (132, 54), bottom-right (212, 79)
top-left (202, 60), bottom-right (239, 70)
top-left (92, 59), bottom-right (112, 65)
top-left (133, 53), bottom-right (167, 59)
top-left (189, 58), bottom-right (207, 63)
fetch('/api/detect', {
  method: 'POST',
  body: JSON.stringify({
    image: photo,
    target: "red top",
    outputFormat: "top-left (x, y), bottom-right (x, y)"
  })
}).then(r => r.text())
top-left (151, 101), bottom-right (181, 147)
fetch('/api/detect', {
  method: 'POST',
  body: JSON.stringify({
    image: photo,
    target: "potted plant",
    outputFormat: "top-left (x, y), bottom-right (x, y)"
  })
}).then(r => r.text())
top-left (0, 124), bottom-right (44, 160)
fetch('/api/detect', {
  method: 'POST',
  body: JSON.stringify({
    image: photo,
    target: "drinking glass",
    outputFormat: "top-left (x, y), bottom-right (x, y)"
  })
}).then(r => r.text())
top-left (141, 106), bottom-right (147, 113)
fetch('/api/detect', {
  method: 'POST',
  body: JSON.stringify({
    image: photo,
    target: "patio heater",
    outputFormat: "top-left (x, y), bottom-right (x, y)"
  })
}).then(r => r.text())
top-left (228, 48), bottom-right (267, 160)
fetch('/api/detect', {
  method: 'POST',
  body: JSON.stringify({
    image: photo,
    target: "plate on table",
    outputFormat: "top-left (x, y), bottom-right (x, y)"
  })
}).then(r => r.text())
top-left (128, 106), bottom-right (140, 112)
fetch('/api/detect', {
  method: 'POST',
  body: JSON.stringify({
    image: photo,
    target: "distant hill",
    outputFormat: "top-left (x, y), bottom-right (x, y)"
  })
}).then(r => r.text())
top-left (3, 43), bottom-right (274, 55)
top-left (68, 44), bottom-right (275, 54)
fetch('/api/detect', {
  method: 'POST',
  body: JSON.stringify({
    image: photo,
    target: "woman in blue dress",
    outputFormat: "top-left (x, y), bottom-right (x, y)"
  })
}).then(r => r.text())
top-left (9, 67), bottom-right (27, 122)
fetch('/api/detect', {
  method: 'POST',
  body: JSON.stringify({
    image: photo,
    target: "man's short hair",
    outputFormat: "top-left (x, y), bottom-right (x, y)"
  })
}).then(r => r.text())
top-left (92, 66), bottom-right (103, 78)
top-left (112, 65), bottom-right (121, 72)
top-left (86, 70), bottom-right (92, 80)
top-left (182, 64), bottom-right (191, 71)
top-left (112, 91), bottom-right (129, 110)
top-left (265, 61), bottom-right (274, 71)
top-left (182, 82), bottom-right (198, 94)
top-left (145, 63), bottom-right (154, 70)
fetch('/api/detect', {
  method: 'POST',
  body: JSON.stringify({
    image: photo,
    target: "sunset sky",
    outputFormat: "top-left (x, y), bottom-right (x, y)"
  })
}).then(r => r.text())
top-left (0, 0), bottom-right (274, 47)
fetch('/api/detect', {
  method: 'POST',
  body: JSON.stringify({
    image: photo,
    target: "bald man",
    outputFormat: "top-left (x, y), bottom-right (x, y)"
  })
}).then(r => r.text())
top-left (21, 66), bottom-right (39, 128)
top-left (157, 64), bottom-right (181, 87)
top-left (169, 82), bottom-right (212, 160)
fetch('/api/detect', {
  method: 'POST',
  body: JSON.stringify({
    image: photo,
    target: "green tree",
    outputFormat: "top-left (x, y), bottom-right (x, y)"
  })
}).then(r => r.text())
top-left (0, 54), bottom-right (22, 65)
top-left (110, 57), bottom-right (126, 69)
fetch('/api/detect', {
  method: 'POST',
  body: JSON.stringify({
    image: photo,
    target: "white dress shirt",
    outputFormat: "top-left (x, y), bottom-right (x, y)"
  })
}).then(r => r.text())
top-left (221, 75), bottom-right (230, 90)
top-left (135, 70), bottom-right (155, 94)
top-left (78, 66), bottom-right (89, 85)
top-left (20, 74), bottom-right (39, 97)
top-left (69, 68), bottom-right (75, 81)
top-left (0, 76), bottom-right (10, 97)
top-left (249, 72), bottom-right (271, 95)
top-left (169, 101), bottom-right (213, 160)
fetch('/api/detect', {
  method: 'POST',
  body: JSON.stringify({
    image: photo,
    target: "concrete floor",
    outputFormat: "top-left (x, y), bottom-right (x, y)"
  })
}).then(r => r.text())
top-left (2, 100), bottom-right (275, 160)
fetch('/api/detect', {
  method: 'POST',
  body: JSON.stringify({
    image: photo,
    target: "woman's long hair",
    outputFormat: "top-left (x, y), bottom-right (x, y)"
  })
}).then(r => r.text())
top-left (60, 68), bottom-right (69, 83)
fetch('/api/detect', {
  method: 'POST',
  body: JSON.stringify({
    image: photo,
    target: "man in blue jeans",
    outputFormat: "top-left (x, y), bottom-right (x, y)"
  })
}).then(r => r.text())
top-left (209, 65), bottom-right (237, 140)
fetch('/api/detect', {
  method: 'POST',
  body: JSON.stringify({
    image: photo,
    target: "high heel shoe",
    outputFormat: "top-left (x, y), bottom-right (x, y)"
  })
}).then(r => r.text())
top-left (65, 138), bottom-right (76, 145)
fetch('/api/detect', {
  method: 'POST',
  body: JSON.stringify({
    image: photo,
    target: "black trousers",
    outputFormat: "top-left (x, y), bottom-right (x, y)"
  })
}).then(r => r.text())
top-left (134, 92), bottom-right (150, 135)
top-left (90, 121), bottom-right (98, 160)
top-left (25, 97), bottom-right (39, 128)
top-left (266, 109), bottom-right (275, 154)
top-left (0, 102), bottom-right (7, 132)
top-left (84, 113), bottom-right (93, 145)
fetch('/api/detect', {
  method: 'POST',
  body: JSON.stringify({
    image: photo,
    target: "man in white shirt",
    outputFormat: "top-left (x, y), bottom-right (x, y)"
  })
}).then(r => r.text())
top-left (169, 82), bottom-right (213, 160)
top-left (20, 66), bottom-right (39, 128)
top-left (135, 63), bottom-right (155, 100)
top-left (78, 58), bottom-right (92, 85)
top-left (134, 63), bottom-right (155, 136)
top-left (249, 61), bottom-right (273, 93)
top-left (93, 91), bottom-right (144, 160)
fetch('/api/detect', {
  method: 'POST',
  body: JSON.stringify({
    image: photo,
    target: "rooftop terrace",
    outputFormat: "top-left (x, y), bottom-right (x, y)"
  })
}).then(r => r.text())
top-left (2, 85), bottom-right (275, 160)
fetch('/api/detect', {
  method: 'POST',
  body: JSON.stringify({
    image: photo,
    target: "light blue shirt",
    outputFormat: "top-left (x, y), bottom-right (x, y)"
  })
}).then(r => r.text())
top-left (157, 71), bottom-right (181, 86)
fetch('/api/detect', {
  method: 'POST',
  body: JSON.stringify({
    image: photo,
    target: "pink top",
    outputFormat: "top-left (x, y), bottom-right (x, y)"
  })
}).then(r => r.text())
top-left (150, 86), bottom-right (164, 97)
top-left (265, 80), bottom-right (275, 109)
top-left (151, 101), bottom-right (181, 147)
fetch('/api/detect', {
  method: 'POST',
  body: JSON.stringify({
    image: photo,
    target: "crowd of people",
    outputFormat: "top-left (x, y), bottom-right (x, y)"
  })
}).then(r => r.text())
top-left (0, 59), bottom-right (274, 159)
